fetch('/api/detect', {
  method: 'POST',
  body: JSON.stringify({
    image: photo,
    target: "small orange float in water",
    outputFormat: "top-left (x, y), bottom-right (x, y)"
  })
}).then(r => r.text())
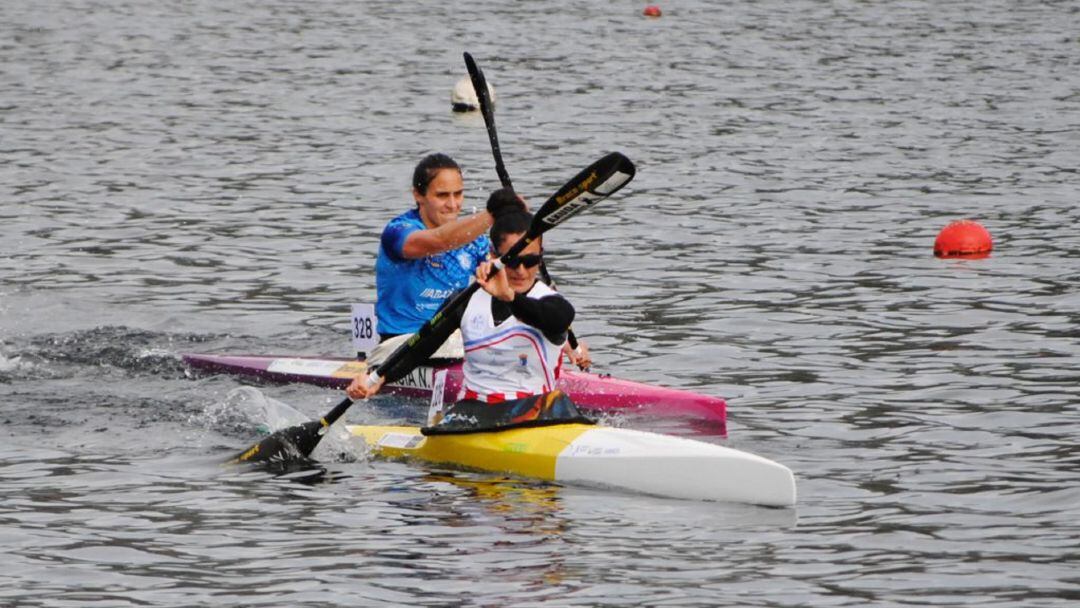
top-left (643, 5), bottom-right (662, 17)
top-left (934, 219), bottom-right (993, 259)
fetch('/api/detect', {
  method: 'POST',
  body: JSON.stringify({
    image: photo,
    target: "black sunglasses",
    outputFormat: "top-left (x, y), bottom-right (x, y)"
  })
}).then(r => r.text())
top-left (504, 253), bottom-right (543, 269)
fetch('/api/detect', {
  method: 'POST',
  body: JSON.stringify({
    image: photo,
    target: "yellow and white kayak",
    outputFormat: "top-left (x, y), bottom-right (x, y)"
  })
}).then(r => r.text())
top-left (348, 423), bottom-right (796, 507)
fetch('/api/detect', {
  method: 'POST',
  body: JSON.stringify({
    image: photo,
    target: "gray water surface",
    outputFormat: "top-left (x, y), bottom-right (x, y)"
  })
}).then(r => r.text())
top-left (2, 0), bottom-right (1079, 606)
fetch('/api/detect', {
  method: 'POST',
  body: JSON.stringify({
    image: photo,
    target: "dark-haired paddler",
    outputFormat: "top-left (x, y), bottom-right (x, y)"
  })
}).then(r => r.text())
top-left (374, 154), bottom-right (524, 342)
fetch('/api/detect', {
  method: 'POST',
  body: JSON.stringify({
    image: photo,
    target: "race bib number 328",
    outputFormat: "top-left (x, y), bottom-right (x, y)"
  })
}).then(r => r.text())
top-left (350, 303), bottom-right (378, 353)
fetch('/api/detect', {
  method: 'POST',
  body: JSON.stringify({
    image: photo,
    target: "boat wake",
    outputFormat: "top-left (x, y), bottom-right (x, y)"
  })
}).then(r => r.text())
top-left (14, 325), bottom-right (217, 380)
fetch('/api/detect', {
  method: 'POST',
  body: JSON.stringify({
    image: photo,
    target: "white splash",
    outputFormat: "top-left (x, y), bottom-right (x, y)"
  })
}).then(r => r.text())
top-left (199, 387), bottom-right (368, 462)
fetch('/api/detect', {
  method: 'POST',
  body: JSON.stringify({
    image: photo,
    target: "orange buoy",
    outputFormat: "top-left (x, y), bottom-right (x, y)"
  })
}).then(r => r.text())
top-left (934, 219), bottom-right (993, 258)
top-left (643, 5), bottom-right (662, 17)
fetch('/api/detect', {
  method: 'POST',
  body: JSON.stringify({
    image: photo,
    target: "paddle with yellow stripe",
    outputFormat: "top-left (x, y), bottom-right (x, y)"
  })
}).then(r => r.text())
top-left (229, 151), bottom-right (636, 466)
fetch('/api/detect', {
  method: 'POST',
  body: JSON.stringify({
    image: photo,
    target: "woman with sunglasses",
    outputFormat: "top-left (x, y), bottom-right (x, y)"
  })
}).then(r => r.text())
top-left (349, 195), bottom-right (584, 426)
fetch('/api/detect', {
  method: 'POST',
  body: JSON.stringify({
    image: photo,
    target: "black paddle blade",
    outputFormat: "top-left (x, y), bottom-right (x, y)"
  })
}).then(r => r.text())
top-left (531, 151), bottom-right (636, 236)
top-left (464, 52), bottom-right (513, 190)
top-left (229, 419), bottom-right (327, 465)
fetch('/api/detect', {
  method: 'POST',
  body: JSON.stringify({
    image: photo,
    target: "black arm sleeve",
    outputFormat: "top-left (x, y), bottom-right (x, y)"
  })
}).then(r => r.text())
top-left (503, 292), bottom-right (575, 344)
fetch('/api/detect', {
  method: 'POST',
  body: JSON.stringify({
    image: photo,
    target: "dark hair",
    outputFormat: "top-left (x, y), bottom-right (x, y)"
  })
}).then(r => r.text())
top-left (490, 210), bottom-right (534, 252)
top-left (485, 187), bottom-right (524, 219)
top-left (412, 153), bottom-right (461, 194)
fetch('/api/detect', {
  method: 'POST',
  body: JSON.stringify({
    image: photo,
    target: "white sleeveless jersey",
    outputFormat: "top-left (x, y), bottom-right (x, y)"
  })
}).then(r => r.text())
top-left (460, 281), bottom-right (566, 402)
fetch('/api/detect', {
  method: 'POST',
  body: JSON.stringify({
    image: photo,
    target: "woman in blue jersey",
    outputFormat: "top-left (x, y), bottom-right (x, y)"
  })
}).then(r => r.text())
top-left (375, 153), bottom-right (524, 340)
top-left (351, 208), bottom-right (587, 429)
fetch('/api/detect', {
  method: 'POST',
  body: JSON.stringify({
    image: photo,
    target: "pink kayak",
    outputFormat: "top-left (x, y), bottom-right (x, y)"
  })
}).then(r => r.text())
top-left (182, 353), bottom-right (727, 433)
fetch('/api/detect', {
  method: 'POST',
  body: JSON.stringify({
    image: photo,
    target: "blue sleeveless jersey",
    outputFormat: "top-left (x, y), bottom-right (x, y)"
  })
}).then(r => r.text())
top-left (375, 209), bottom-right (491, 336)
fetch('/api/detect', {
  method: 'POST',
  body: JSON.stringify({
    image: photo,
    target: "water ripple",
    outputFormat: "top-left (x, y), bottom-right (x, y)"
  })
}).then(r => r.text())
top-left (4, 0), bottom-right (1080, 605)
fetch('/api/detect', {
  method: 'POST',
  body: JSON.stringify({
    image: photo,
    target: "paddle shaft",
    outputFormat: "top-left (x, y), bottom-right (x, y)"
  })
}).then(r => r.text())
top-left (464, 52), bottom-right (581, 351)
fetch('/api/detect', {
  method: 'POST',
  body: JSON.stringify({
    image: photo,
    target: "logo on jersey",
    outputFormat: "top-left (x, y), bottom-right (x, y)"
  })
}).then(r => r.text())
top-left (457, 252), bottom-right (473, 270)
top-left (515, 353), bottom-right (530, 375)
top-left (468, 315), bottom-right (487, 332)
top-left (419, 287), bottom-right (455, 300)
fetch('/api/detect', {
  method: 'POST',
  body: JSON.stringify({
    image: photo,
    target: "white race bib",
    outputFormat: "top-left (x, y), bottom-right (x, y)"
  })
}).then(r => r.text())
top-left (350, 303), bottom-right (378, 354)
top-left (427, 369), bottom-right (448, 426)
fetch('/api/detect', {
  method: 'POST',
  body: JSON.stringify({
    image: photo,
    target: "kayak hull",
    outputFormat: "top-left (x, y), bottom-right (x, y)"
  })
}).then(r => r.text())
top-left (182, 353), bottom-right (727, 432)
top-left (349, 423), bottom-right (795, 507)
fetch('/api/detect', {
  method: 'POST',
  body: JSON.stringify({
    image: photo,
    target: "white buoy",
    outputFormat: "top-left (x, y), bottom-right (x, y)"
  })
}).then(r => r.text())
top-left (451, 75), bottom-right (495, 112)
